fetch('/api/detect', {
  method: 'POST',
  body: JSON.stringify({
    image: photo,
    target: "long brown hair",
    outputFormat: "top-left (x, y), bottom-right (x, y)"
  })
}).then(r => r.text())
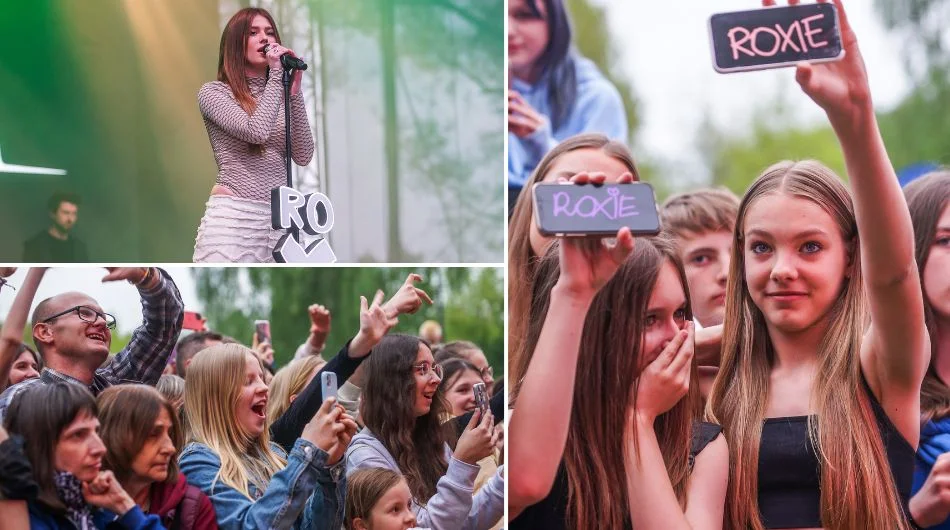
top-left (360, 334), bottom-right (454, 504)
top-left (3, 383), bottom-right (98, 515)
top-left (706, 160), bottom-right (910, 530)
top-left (217, 7), bottom-right (282, 154)
top-left (512, 237), bottom-right (700, 530)
top-left (508, 133), bottom-right (640, 387)
top-left (904, 171), bottom-right (950, 424)
top-left (97, 384), bottom-right (183, 485)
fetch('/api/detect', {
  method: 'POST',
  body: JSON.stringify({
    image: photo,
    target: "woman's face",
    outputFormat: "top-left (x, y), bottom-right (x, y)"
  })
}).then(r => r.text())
top-left (639, 261), bottom-right (689, 366)
top-left (358, 479), bottom-right (417, 530)
top-left (443, 369), bottom-right (483, 416)
top-left (528, 148), bottom-right (634, 256)
top-left (236, 353), bottom-right (269, 438)
top-left (508, 0), bottom-right (550, 79)
top-left (924, 202), bottom-right (950, 326)
top-left (245, 14), bottom-right (276, 71)
top-left (742, 193), bottom-right (849, 334)
top-left (413, 344), bottom-right (442, 417)
top-left (129, 407), bottom-right (176, 484)
top-left (9, 350), bottom-right (39, 386)
top-left (54, 410), bottom-right (106, 482)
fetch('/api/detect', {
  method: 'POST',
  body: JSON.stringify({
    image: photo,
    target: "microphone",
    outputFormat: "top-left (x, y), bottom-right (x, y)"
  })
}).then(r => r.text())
top-left (264, 44), bottom-right (308, 71)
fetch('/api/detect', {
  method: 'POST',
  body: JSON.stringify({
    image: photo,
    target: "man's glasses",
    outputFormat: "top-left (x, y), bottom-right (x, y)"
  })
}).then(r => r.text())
top-left (42, 306), bottom-right (117, 330)
top-left (414, 362), bottom-right (443, 379)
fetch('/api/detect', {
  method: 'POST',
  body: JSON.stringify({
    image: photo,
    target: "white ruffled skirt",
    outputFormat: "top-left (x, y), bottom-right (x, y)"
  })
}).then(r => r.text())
top-left (192, 195), bottom-right (281, 263)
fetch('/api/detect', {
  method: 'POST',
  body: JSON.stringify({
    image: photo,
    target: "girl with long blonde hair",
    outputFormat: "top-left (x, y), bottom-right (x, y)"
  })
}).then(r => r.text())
top-left (179, 343), bottom-right (357, 529)
top-left (706, 2), bottom-right (930, 528)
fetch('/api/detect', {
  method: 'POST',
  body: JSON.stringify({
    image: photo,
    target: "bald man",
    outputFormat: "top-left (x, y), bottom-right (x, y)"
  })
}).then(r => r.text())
top-left (0, 267), bottom-right (184, 422)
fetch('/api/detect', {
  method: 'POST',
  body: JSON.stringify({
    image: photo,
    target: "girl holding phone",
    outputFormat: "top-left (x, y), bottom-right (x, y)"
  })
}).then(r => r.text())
top-left (707, 2), bottom-right (929, 528)
top-left (508, 229), bottom-right (728, 529)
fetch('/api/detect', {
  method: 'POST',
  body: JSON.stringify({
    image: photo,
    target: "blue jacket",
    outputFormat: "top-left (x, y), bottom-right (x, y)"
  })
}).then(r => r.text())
top-left (507, 56), bottom-right (628, 193)
top-left (345, 427), bottom-right (505, 530)
top-left (179, 439), bottom-right (345, 530)
top-left (27, 501), bottom-right (163, 530)
top-left (913, 418), bottom-right (950, 529)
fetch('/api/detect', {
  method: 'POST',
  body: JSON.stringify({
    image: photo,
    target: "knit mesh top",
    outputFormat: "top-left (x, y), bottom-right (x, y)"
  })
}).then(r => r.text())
top-left (198, 68), bottom-right (315, 201)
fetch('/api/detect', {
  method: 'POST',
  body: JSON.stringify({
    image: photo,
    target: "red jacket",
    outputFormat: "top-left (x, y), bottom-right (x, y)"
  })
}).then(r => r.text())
top-left (150, 474), bottom-right (218, 530)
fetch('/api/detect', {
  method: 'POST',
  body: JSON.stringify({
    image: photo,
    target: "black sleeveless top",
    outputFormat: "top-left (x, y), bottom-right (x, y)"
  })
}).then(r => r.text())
top-left (511, 422), bottom-right (723, 530)
top-left (757, 377), bottom-right (915, 528)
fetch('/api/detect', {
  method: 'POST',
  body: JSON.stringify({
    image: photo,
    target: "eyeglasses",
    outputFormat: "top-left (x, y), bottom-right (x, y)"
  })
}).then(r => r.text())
top-left (42, 305), bottom-right (117, 330)
top-left (414, 362), bottom-right (443, 379)
top-left (480, 366), bottom-right (494, 379)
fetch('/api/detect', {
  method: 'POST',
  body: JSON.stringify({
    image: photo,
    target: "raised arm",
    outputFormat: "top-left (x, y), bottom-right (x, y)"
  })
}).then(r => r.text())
top-left (0, 268), bottom-right (46, 391)
top-left (97, 268), bottom-right (185, 387)
top-left (508, 209), bottom-right (634, 516)
top-left (786, 0), bottom-right (928, 435)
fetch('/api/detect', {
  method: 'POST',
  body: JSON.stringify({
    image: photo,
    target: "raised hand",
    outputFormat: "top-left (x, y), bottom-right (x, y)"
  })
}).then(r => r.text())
top-left (350, 290), bottom-right (399, 358)
top-left (508, 90), bottom-right (546, 138)
top-left (454, 409), bottom-right (498, 465)
top-left (308, 304), bottom-right (331, 336)
top-left (302, 398), bottom-right (345, 462)
top-left (382, 273), bottom-right (433, 318)
top-left (102, 267), bottom-right (157, 288)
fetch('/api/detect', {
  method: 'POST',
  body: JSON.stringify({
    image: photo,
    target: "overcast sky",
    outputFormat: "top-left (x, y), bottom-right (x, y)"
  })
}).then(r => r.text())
top-left (602, 0), bottom-right (910, 184)
top-left (0, 268), bottom-right (200, 335)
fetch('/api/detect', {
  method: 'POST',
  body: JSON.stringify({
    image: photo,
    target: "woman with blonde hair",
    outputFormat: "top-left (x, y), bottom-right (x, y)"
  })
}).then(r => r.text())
top-left (268, 355), bottom-right (327, 428)
top-left (706, 2), bottom-right (930, 528)
top-left (179, 343), bottom-right (357, 529)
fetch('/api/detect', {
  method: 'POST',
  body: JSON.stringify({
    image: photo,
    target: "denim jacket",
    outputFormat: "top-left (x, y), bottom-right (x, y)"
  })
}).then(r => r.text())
top-left (179, 438), bottom-right (345, 530)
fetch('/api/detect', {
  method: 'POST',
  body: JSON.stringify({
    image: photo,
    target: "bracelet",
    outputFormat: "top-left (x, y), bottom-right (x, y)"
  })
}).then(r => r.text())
top-left (134, 267), bottom-right (153, 287)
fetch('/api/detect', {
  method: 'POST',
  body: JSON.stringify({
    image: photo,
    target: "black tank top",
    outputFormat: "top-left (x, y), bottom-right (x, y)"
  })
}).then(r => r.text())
top-left (757, 377), bottom-right (915, 528)
top-left (511, 422), bottom-right (723, 530)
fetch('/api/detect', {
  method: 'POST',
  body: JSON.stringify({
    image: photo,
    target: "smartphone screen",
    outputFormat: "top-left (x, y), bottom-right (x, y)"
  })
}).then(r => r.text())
top-left (709, 3), bottom-right (843, 73)
top-left (254, 320), bottom-right (271, 344)
top-left (533, 182), bottom-right (661, 237)
top-left (473, 382), bottom-right (489, 415)
top-left (182, 311), bottom-right (206, 332)
top-left (321, 371), bottom-right (338, 401)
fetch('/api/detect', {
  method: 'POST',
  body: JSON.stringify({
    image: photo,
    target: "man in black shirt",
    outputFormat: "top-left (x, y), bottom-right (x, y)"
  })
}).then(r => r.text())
top-left (22, 192), bottom-right (89, 262)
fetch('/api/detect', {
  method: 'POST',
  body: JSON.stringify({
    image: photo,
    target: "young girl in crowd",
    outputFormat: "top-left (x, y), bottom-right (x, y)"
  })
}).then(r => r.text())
top-left (97, 384), bottom-right (218, 530)
top-left (179, 343), bottom-right (357, 529)
top-left (433, 341), bottom-right (494, 393)
top-left (437, 358), bottom-right (485, 418)
top-left (707, 2), bottom-right (929, 528)
top-left (507, 0), bottom-right (627, 207)
top-left (345, 468), bottom-right (422, 530)
top-left (0, 268), bottom-right (45, 392)
top-left (268, 355), bottom-right (327, 427)
top-left (508, 133), bottom-right (637, 378)
top-left (193, 7), bottom-right (314, 262)
top-left (346, 334), bottom-right (504, 530)
top-left (4, 383), bottom-right (164, 529)
top-left (904, 172), bottom-right (950, 528)
top-left (508, 227), bottom-right (728, 529)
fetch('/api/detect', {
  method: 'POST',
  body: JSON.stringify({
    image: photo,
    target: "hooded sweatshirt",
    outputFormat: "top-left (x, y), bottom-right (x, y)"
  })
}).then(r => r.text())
top-left (913, 417), bottom-right (950, 529)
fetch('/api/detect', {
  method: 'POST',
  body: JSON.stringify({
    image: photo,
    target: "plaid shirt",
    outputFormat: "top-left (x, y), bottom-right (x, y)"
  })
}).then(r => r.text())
top-left (0, 269), bottom-right (184, 422)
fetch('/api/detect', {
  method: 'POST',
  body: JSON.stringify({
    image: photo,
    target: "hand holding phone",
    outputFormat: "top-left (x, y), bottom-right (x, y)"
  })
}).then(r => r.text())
top-left (533, 182), bottom-right (661, 237)
top-left (254, 320), bottom-right (271, 345)
top-left (473, 382), bottom-right (489, 415)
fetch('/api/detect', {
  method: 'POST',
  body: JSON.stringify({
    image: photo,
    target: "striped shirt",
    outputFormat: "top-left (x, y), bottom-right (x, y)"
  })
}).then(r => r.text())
top-left (0, 269), bottom-right (184, 422)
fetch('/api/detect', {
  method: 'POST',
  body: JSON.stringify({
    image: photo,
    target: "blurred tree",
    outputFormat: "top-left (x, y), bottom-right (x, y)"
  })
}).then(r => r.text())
top-left (566, 0), bottom-right (642, 145)
top-left (192, 267), bottom-right (503, 372)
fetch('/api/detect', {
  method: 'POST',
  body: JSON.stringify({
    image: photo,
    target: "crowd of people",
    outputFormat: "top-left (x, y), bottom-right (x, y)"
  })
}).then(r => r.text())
top-left (507, 0), bottom-right (950, 529)
top-left (0, 268), bottom-right (504, 530)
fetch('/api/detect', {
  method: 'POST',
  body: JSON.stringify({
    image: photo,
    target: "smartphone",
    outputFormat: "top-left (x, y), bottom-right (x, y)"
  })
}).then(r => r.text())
top-left (533, 182), bottom-right (661, 237)
top-left (709, 3), bottom-right (844, 73)
top-left (182, 311), bottom-right (206, 332)
top-left (321, 371), bottom-right (338, 401)
top-left (254, 320), bottom-right (271, 345)
top-left (473, 382), bottom-right (489, 415)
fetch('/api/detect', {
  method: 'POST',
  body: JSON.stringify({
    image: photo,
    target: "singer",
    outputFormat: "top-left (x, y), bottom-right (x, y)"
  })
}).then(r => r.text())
top-left (193, 7), bottom-right (315, 263)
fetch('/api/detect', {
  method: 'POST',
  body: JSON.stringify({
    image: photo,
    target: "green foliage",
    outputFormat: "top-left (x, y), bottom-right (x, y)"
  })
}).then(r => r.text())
top-left (566, 0), bottom-right (641, 144)
top-left (191, 268), bottom-right (504, 374)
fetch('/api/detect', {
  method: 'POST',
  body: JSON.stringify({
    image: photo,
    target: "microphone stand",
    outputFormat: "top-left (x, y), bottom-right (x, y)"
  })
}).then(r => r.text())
top-left (281, 66), bottom-right (299, 244)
